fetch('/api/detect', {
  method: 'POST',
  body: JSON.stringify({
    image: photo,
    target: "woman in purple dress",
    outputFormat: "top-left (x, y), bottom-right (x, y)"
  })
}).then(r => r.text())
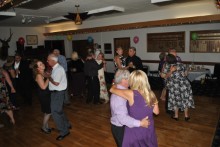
top-left (110, 70), bottom-right (159, 147)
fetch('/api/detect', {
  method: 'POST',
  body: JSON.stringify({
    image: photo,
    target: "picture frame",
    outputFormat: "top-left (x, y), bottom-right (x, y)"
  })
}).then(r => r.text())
top-left (104, 43), bottom-right (112, 54)
top-left (190, 30), bottom-right (220, 53)
top-left (26, 35), bottom-right (38, 45)
top-left (147, 32), bottom-right (185, 52)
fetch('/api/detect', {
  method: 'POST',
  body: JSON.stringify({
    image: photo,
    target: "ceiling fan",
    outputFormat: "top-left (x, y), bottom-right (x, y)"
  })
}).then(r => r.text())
top-left (64, 5), bottom-right (92, 25)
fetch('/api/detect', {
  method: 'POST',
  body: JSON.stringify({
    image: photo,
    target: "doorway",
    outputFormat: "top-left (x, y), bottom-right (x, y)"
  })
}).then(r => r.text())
top-left (72, 40), bottom-right (94, 60)
top-left (114, 37), bottom-right (130, 57)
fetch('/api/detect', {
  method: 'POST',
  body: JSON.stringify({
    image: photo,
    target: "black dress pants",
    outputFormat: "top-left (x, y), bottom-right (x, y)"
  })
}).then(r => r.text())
top-left (87, 76), bottom-right (100, 104)
top-left (111, 124), bottom-right (125, 147)
top-left (16, 78), bottom-right (32, 105)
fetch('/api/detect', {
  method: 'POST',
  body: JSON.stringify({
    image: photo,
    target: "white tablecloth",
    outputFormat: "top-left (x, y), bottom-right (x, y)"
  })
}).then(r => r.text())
top-left (187, 69), bottom-right (211, 82)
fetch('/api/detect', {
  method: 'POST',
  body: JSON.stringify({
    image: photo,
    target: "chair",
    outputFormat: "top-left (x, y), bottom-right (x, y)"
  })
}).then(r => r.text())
top-left (204, 64), bottom-right (220, 97)
top-left (213, 63), bottom-right (220, 80)
top-left (149, 70), bottom-right (160, 77)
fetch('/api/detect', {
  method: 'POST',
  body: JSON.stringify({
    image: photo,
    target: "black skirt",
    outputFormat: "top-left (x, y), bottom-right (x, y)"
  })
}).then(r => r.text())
top-left (38, 88), bottom-right (51, 114)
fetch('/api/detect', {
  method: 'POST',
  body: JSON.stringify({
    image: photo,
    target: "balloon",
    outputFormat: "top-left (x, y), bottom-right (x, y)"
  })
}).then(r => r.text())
top-left (133, 36), bottom-right (139, 44)
top-left (191, 33), bottom-right (198, 41)
top-left (18, 37), bottom-right (25, 45)
top-left (87, 36), bottom-right (93, 43)
top-left (67, 35), bottom-right (73, 41)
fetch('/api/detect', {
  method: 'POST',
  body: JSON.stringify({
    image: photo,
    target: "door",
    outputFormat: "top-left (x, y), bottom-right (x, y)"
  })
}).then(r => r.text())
top-left (72, 40), bottom-right (94, 60)
top-left (44, 40), bottom-right (65, 55)
top-left (114, 37), bottom-right (130, 57)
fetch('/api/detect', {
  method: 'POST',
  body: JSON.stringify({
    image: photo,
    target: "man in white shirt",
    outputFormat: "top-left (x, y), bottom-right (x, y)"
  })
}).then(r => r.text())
top-left (53, 49), bottom-right (70, 105)
top-left (47, 53), bottom-right (71, 141)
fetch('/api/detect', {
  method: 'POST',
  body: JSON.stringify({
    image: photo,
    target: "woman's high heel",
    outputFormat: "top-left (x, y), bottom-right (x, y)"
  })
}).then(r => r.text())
top-left (185, 117), bottom-right (190, 121)
top-left (171, 115), bottom-right (179, 121)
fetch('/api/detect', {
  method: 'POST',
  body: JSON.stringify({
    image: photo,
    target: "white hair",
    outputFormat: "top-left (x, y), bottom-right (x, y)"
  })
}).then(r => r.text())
top-left (114, 69), bottom-right (130, 84)
top-left (48, 54), bottom-right (58, 62)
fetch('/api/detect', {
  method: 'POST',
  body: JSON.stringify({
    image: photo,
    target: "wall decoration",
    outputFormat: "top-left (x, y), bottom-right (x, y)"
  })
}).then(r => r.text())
top-left (133, 36), bottom-right (139, 44)
top-left (0, 29), bottom-right (13, 60)
top-left (190, 30), bottom-right (220, 53)
top-left (147, 32), bottom-right (185, 52)
top-left (87, 36), bottom-right (93, 43)
top-left (67, 35), bottom-right (73, 41)
top-left (26, 35), bottom-right (38, 45)
top-left (18, 37), bottom-right (25, 45)
top-left (104, 43), bottom-right (112, 54)
top-left (191, 32), bottom-right (198, 41)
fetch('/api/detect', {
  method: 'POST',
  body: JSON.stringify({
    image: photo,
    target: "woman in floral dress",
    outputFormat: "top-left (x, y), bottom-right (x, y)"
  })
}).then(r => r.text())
top-left (161, 54), bottom-right (194, 121)
top-left (0, 67), bottom-right (16, 124)
top-left (96, 52), bottom-right (109, 103)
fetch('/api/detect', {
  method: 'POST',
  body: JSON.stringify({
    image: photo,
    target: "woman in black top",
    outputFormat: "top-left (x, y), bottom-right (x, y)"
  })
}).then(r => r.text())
top-left (32, 60), bottom-right (52, 134)
top-left (114, 47), bottom-right (129, 72)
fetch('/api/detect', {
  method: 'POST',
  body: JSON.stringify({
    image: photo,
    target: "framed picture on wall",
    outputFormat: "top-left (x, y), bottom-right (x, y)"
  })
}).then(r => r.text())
top-left (147, 32), bottom-right (185, 52)
top-left (104, 43), bottom-right (112, 54)
top-left (26, 35), bottom-right (38, 45)
top-left (190, 30), bottom-right (220, 53)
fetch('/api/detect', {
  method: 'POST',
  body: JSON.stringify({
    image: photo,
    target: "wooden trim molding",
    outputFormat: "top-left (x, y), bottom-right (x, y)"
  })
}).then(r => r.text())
top-left (44, 14), bottom-right (220, 36)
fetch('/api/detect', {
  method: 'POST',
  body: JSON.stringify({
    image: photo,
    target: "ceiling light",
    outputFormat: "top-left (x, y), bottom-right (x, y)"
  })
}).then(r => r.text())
top-left (21, 16), bottom-right (25, 24)
top-left (21, 14), bottom-right (50, 24)
top-left (75, 5), bottom-right (82, 25)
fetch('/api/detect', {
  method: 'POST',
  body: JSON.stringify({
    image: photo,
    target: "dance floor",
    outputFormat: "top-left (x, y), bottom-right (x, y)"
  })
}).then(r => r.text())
top-left (0, 90), bottom-right (219, 147)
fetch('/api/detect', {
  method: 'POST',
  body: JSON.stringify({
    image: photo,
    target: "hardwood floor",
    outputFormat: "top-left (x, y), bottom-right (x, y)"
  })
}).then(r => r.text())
top-left (0, 90), bottom-right (220, 147)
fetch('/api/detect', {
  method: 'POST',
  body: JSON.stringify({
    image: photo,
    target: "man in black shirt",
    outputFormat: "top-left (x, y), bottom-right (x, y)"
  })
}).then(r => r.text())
top-left (125, 47), bottom-right (143, 73)
top-left (84, 52), bottom-right (103, 104)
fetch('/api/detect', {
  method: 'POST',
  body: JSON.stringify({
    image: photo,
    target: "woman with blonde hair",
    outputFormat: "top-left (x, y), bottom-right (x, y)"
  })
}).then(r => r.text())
top-left (96, 52), bottom-right (109, 103)
top-left (110, 70), bottom-right (159, 147)
top-left (68, 51), bottom-right (85, 97)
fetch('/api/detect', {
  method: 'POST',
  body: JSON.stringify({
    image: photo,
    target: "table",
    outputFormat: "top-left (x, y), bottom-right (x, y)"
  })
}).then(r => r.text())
top-left (187, 69), bottom-right (211, 82)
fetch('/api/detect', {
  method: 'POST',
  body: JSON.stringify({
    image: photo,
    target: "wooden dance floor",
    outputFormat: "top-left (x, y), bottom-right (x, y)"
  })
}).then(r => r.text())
top-left (0, 90), bottom-right (219, 147)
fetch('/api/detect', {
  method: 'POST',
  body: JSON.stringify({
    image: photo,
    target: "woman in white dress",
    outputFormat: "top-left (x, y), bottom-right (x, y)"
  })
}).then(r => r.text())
top-left (96, 52), bottom-right (109, 103)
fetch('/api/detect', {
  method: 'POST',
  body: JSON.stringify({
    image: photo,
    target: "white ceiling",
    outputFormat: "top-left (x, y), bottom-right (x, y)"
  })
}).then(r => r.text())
top-left (0, 0), bottom-right (213, 27)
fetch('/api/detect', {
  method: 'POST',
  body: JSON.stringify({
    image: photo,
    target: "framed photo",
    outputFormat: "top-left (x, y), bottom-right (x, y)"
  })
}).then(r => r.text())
top-left (190, 30), bottom-right (220, 53)
top-left (104, 43), bottom-right (112, 54)
top-left (147, 32), bottom-right (185, 52)
top-left (26, 35), bottom-right (38, 45)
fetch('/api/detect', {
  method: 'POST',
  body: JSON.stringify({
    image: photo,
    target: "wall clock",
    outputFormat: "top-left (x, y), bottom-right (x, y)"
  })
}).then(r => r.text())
top-left (26, 35), bottom-right (38, 45)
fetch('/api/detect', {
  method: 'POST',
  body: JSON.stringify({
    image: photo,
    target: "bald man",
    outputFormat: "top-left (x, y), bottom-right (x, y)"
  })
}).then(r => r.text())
top-left (47, 53), bottom-right (71, 141)
top-left (168, 49), bottom-right (182, 62)
top-left (53, 49), bottom-right (70, 105)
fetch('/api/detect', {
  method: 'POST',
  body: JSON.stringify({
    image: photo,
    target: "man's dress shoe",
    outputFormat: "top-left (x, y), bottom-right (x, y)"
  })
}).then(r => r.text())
top-left (56, 132), bottom-right (70, 141)
top-left (41, 128), bottom-right (51, 134)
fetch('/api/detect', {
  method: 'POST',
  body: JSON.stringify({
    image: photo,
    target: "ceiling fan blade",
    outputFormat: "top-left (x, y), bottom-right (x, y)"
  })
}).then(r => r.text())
top-left (80, 12), bottom-right (92, 20)
top-left (64, 12), bottom-right (92, 21)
